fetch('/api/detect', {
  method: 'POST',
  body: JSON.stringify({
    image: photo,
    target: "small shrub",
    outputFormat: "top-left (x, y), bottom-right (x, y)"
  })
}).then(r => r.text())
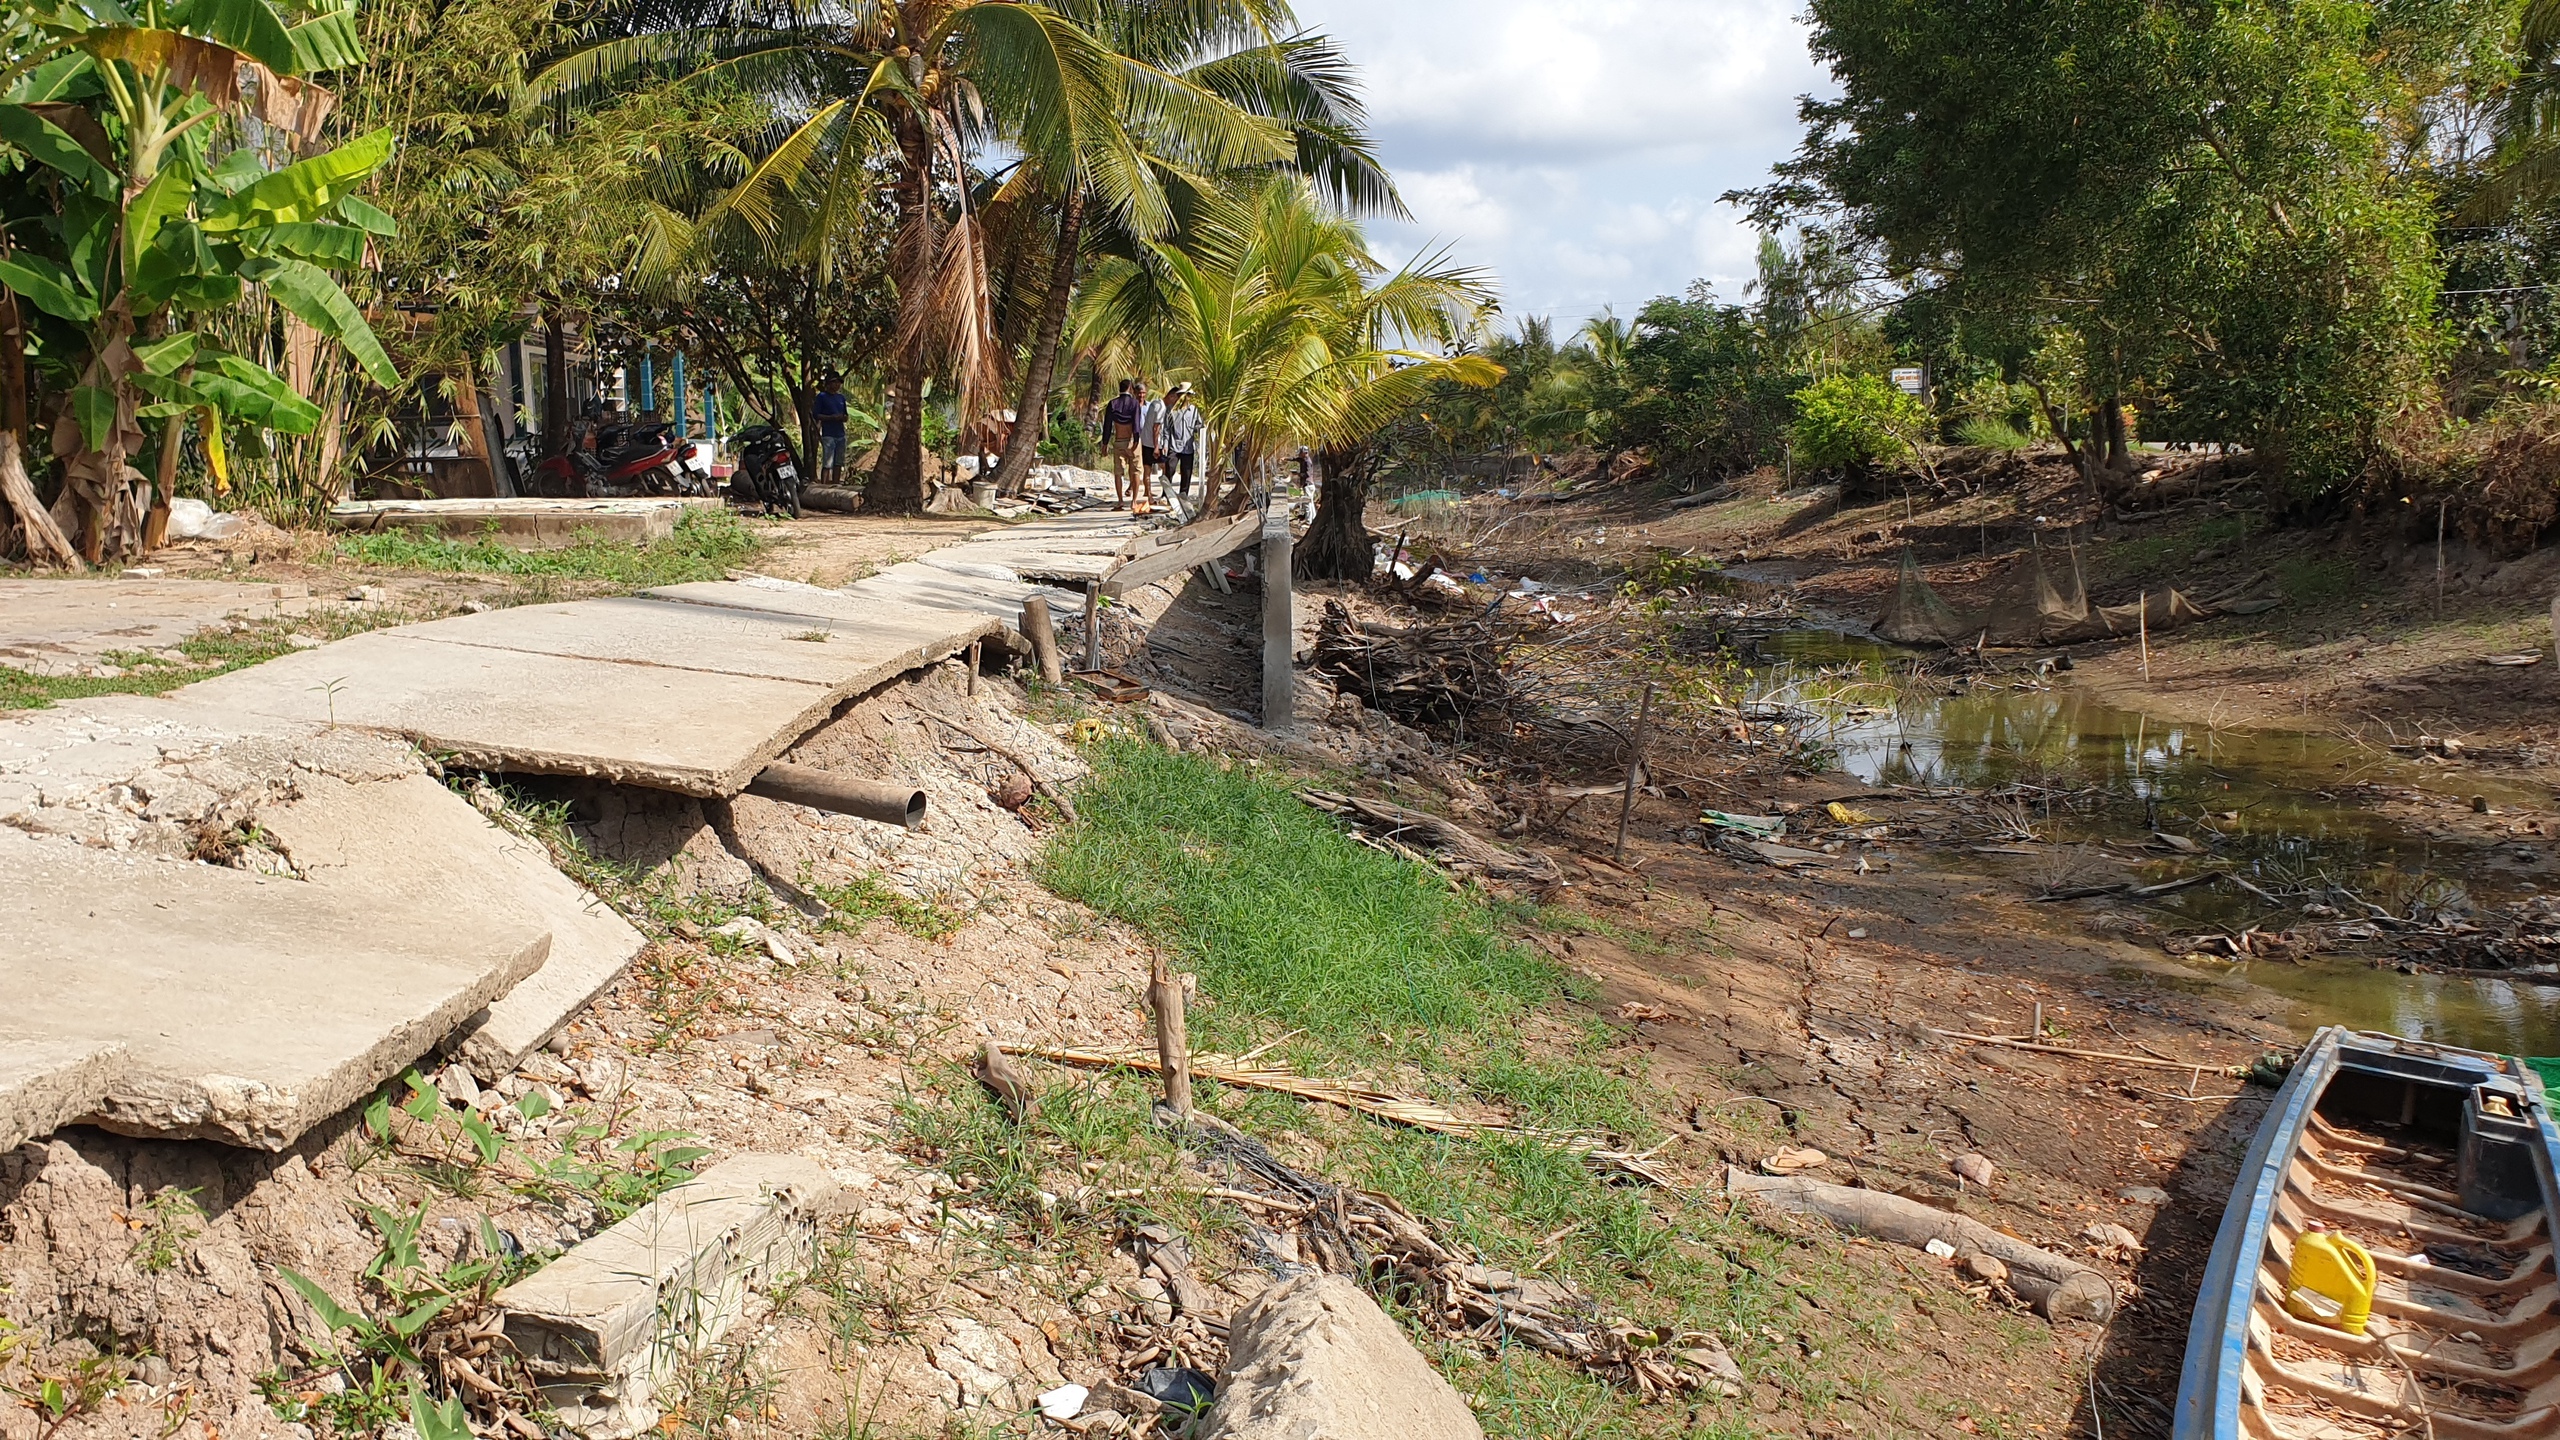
top-left (1954, 417), bottom-right (2031, 451)
top-left (1791, 373), bottom-right (1932, 472)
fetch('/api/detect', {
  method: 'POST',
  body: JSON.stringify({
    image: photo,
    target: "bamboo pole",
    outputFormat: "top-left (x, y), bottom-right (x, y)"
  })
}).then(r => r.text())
top-left (1149, 956), bottom-right (1193, 1117)
top-left (2138, 592), bottom-right (2150, 681)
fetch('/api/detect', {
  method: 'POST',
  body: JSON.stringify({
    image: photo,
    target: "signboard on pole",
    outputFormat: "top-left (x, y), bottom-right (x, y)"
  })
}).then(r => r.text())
top-left (1889, 366), bottom-right (1926, 396)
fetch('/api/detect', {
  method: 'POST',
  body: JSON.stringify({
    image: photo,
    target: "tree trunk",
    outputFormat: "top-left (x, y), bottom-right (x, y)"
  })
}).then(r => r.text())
top-left (1725, 1169), bottom-right (2113, 1322)
top-left (992, 186), bottom-right (1086, 497)
top-left (2100, 398), bottom-right (2131, 473)
top-left (868, 107), bottom-right (939, 514)
top-left (542, 309), bottom-right (570, 457)
top-left (0, 433), bottom-right (81, 570)
top-left (0, 287), bottom-right (81, 569)
top-left (1296, 445), bottom-right (1374, 581)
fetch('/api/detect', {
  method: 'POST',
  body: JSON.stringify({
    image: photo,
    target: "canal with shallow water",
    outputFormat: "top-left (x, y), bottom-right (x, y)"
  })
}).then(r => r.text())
top-left (1743, 626), bottom-right (2560, 1055)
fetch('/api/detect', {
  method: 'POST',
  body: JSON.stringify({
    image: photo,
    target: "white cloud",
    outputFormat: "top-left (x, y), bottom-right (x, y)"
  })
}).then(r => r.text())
top-left (1290, 0), bottom-right (1830, 328)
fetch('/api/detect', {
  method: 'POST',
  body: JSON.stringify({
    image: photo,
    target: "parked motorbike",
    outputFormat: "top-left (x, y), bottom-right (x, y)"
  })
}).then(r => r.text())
top-left (727, 424), bottom-right (803, 518)
top-left (530, 419), bottom-right (711, 498)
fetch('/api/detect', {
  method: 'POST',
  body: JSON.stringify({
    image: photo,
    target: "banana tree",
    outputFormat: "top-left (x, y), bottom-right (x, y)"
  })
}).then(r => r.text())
top-left (0, 0), bottom-right (397, 566)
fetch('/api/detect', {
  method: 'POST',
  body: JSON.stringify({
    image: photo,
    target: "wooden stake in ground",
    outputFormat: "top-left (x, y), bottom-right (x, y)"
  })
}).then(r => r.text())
top-left (1149, 956), bottom-right (1193, 1117)
top-left (1614, 682), bottom-right (1655, 861)
top-left (1083, 581), bottom-right (1103, 673)
top-left (2438, 500), bottom-right (2448, 619)
top-left (2138, 591), bottom-right (2150, 681)
top-left (965, 638), bottom-right (981, 696)
top-left (1020, 597), bottom-right (1064, 685)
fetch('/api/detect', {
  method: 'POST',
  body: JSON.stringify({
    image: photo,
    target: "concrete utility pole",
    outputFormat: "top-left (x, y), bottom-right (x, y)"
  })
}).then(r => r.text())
top-left (1262, 500), bottom-right (1295, 732)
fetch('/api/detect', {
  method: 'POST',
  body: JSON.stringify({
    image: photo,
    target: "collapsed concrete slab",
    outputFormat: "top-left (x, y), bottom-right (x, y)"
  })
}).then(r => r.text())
top-left (498, 1154), bottom-right (844, 1437)
top-left (1201, 1273), bottom-right (1484, 1440)
top-left (0, 696), bottom-right (640, 1146)
top-left (248, 771), bottom-right (646, 1075)
top-left (181, 590), bottom-right (995, 795)
top-left (0, 1040), bottom-right (129, 1153)
top-left (1, 823), bottom-right (548, 1148)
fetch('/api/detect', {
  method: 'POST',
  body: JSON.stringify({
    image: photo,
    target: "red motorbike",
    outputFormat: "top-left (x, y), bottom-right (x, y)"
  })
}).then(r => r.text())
top-left (531, 419), bottom-right (710, 498)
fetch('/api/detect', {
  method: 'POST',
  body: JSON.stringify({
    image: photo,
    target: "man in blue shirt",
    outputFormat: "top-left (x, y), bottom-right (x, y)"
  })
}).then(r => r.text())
top-left (813, 373), bottom-right (850, 483)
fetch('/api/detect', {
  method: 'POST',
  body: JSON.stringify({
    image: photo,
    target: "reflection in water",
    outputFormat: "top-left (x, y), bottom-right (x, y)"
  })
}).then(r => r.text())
top-left (1752, 630), bottom-right (2558, 1054)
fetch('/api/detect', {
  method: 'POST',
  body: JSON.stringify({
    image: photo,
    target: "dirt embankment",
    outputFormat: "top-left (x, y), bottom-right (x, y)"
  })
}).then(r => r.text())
top-left (1410, 447), bottom-right (2560, 759)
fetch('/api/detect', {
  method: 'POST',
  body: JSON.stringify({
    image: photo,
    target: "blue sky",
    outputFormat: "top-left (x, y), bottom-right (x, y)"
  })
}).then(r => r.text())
top-left (1290, 0), bottom-right (1830, 333)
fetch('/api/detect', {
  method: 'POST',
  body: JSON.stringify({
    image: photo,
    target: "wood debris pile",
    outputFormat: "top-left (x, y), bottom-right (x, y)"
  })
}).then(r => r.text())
top-left (1310, 599), bottom-right (1513, 728)
top-left (1295, 788), bottom-right (1563, 884)
top-left (1185, 1116), bottom-right (1742, 1399)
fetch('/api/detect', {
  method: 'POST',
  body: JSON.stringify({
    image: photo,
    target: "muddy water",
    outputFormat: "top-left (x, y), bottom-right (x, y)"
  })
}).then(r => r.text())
top-left (1752, 628), bottom-right (2560, 1054)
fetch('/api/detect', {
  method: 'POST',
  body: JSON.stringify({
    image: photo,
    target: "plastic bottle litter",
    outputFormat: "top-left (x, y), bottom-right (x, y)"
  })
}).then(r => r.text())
top-left (2285, 1225), bottom-right (2375, 1335)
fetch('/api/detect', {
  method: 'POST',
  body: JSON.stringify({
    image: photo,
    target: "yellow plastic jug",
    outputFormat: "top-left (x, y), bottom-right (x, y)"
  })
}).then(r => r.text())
top-left (2285, 1228), bottom-right (2377, 1336)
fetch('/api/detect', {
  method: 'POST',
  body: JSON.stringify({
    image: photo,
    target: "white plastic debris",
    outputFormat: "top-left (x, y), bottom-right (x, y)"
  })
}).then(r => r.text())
top-left (1037, 1383), bottom-right (1088, 1421)
top-left (1924, 1238), bottom-right (1958, 1259)
top-left (164, 497), bottom-right (215, 539)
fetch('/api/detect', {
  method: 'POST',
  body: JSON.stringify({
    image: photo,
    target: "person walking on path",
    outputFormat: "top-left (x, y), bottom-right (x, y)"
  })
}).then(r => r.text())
top-left (1138, 386), bottom-right (1168, 511)
top-left (1161, 384), bottom-right (1203, 502)
top-left (1100, 379), bottom-right (1146, 510)
top-left (813, 374), bottom-right (851, 485)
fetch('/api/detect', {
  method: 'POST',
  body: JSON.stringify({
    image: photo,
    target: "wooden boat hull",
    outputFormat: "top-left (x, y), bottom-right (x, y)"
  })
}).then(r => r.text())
top-left (2175, 1027), bottom-right (2560, 1438)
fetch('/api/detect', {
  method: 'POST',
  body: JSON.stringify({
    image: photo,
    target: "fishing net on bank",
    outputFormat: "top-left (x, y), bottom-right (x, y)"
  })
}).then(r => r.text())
top-left (1873, 547), bottom-right (1972, 646)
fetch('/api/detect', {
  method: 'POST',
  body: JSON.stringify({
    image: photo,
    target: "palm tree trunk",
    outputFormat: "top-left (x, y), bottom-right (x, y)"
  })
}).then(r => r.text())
top-left (869, 107), bottom-right (938, 514)
top-left (991, 187), bottom-right (1086, 498)
top-left (1296, 444), bottom-right (1373, 581)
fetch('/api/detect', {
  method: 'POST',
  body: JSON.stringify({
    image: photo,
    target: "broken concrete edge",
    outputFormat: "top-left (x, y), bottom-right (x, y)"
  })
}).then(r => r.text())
top-left (495, 1155), bottom-right (847, 1438)
top-left (0, 1040), bottom-right (130, 1154)
top-left (1203, 1272), bottom-right (1485, 1440)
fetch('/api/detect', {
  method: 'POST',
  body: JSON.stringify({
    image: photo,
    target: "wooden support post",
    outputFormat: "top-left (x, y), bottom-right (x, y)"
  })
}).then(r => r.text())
top-left (2137, 592), bottom-right (2150, 682)
top-left (1021, 598), bottom-right (1064, 685)
top-left (966, 639), bottom-right (980, 697)
top-left (1261, 500), bottom-right (1295, 732)
top-left (1613, 682), bottom-right (1654, 861)
top-left (1149, 955), bottom-right (1192, 1117)
top-left (1083, 580), bottom-right (1102, 673)
top-left (2030, 1001), bottom-right (2043, 1043)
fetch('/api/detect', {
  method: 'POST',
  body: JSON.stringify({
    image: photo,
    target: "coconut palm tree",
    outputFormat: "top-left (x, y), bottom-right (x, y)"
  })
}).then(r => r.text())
top-left (1078, 174), bottom-right (1497, 566)
top-left (984, 23), bottom-right (1406, 496)
top-left (528, 0), bottom-right (1289, 512)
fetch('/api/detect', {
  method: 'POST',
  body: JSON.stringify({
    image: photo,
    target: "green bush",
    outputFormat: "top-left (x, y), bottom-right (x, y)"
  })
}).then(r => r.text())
top-left (1791, 373), bottom-right (1931, 471)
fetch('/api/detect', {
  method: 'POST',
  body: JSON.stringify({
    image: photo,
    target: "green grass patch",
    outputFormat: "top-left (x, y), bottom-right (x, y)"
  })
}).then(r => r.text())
top-left (2278, 553), bottom-right (2356, 606)
top-left (334, 507), bottom-right (762, 587)
top-left (1038, 743), bottom-right (1563, 1069)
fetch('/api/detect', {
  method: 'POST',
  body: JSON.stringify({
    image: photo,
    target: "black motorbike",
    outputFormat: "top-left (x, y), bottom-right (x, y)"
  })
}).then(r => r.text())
top-left (727, 424), bottom-right (803, 517)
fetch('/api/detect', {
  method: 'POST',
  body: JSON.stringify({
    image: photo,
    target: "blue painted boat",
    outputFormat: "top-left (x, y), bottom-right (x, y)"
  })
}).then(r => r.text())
top-left (2175, 1027), bottom-right (2560, 1438)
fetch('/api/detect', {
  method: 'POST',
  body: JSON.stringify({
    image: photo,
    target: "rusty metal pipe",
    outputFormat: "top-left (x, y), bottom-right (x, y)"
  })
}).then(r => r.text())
top-left (744, 763), bottom-right (925, 829)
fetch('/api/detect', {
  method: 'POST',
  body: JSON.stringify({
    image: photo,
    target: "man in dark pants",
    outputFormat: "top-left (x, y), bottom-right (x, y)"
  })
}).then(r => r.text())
top-left (1100, 378), bottom-right (1145, 509)
top-left (813, 373), bottom-right (850, 484)
top-left (1161, 383), bottom-right (1202, 501)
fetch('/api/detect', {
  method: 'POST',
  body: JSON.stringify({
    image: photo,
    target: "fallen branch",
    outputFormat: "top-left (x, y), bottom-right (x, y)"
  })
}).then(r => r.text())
top-left (1181, 1114), bottom-right (1738, 1398)
top-left (1932, 1028), bottom-right (2237, 1073)
top-left (922, 705), bottom-right (1079, 825)
top-left (1298, 789), bottom-right (1563, 884)
top-left (1017, 1042), bottom-right (1670, 1185)
top-left (1724, 1169), bottom-right (2114, 1323)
